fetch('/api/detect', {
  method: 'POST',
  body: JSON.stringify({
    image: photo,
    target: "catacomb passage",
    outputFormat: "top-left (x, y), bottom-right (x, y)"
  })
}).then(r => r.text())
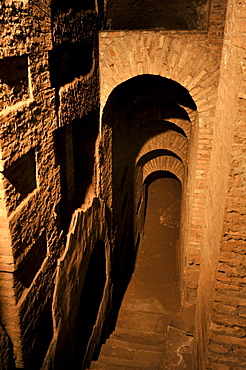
top-left (91, 173), bottom-right (183, 368)
top-left (131, 174), bottom-right (182, 312)
top-left (1, 1), bottom-right (245, 370)
top-left (117, 174), bottom-right (182, 320)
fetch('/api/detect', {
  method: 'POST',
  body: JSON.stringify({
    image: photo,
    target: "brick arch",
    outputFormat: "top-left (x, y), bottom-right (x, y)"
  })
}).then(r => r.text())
top-left (136, 131), bottom-right (188, 164)
top-left (99, 32), bottom-right (219, 115)
top-left (125, 97), bottom-right (192, 137)
top-left (100, 57), bottom-right (209, 308)
top-left (142, 156), bottom-right (184, 183)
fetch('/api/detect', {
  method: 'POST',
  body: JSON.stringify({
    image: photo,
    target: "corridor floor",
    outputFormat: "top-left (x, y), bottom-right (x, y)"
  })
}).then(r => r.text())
top-left (90, 177), bottom-right (193, 369)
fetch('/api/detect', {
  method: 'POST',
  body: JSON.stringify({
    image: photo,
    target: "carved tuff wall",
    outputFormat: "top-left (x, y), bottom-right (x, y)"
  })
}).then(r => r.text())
top-left (0, 0), bottom-right (105, 368)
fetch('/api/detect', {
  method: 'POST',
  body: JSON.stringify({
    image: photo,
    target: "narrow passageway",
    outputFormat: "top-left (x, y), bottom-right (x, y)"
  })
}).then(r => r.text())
top-left (90, 176), bottom-right (183, 369)
top-left (125, 176), bottom-right (181, 315)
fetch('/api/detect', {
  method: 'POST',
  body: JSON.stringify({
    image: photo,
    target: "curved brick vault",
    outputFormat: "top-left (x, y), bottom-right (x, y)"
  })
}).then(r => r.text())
top-left (142, 155), bottom-right (185, 183)
top-left (99, 32), bottom-right (219, 115)
top-left (99, 30), bottom-right (221, 309)
top-left (136, 130), bottom-right (188, 164)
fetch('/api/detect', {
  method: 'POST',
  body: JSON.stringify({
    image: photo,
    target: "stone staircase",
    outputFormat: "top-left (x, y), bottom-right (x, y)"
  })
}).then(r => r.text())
top-left (89, 303), bottom-right (195, 370)
top-left (89, 187), bottom-right (196, 370)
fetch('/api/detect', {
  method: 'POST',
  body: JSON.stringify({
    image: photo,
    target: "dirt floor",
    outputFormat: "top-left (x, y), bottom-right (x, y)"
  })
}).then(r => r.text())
top-left (123, 176), bottom-right (182, 316)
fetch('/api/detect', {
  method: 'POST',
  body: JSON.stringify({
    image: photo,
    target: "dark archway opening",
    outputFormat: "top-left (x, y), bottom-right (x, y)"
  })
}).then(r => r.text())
top-left (74, 241), bottom-right (106, 369)
top-left (141, 172), bottom-right (182, 312)
top-left (120, 172), bottom-right (182, 318)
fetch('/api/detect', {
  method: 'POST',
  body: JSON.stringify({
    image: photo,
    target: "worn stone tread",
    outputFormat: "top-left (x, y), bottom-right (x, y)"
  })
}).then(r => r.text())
top-left (111, 327), bottom-right (165, 346)
top-left (116, 309), bottom-right (170, 334)
top-left (90, 354), bottom-right (163, 369)
top-left (101, 337), bottom-right (164, 353)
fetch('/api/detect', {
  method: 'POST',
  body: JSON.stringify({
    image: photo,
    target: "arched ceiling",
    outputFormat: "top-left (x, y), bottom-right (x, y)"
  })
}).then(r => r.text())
top-left (105, 0), bottom-right (210, 30)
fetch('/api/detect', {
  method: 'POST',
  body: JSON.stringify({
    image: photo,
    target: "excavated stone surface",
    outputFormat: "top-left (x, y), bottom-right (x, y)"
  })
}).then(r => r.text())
top-left (0, 322), bottom-right (15, 370)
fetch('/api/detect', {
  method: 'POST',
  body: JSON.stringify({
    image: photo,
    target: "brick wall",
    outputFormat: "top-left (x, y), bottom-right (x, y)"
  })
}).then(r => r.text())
top-left (206, 1), bottom-right (246, 369)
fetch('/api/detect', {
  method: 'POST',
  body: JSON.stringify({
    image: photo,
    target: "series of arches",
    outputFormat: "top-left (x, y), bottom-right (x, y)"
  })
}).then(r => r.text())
top-left (101, 74), bottom-right (197, 316)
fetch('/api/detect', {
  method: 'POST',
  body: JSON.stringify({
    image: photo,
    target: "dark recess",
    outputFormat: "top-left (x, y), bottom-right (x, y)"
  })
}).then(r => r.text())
top-left (49, 42), bottom-right (93, 89)
top-left (53, 111), bottom-right (99, 236)
top-left (52, 0), bottom-right (95, 13)
top-left (3, 149), bottom-right (36, 202)
top-left (14, 232), bottom-right (47, 288)
top-left (75, 241), bottom-right (106, 369)
top-left (23, 298), bottom-right (53, 370)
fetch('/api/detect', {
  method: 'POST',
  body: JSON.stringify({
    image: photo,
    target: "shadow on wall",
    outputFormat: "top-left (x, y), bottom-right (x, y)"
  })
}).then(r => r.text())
top-left (3, 149), bottom-right (36, 209)
top-left (0, 54), bottom-right (29, 110)
top-left (49, 41), bottom-right (94, 114)
top-left (52, 238), bottom-right (107, 370)
top-left (105, 0), bottom-right (210, 30)
top-left (0, 321), bottom-right (15, 370)
top-left (51, 0), bottom-right (95, 14)
top-left (74, 241), bottom-right (106, 370)
top-left (49, 42), bottom-right (93, 90)
top-left (53, 110), bottom-right (99, 236)
top-left (101, 74), bottom-right (197, 333)
top-left (24, 298), bottom-right (54, 370)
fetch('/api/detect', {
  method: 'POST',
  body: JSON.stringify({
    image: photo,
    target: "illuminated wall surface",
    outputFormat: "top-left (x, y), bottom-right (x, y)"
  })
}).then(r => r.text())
top-left (0, 0), bottom-right (245, 369)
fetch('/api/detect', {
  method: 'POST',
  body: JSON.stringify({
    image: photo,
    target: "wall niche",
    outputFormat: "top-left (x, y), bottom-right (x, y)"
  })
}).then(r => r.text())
top-left (49, 42), bottom-right (93, 89)
top-left (3, 149), bottom-right (37, 213)
top-left (0, 55), bottom-right (29, 111)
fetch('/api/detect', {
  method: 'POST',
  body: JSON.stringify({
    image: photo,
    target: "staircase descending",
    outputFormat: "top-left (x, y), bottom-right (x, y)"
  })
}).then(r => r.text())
top-left (90, 178), bottom-right (195, 369)
top-left (89, 294), bottom-right (195, 370)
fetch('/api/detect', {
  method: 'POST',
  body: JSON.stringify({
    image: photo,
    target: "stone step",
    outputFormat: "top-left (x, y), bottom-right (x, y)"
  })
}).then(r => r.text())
top-left (101, 337), bottom-right (164, 354)
top-left (116, 309), bottom-right (171, 335)
top-left (89, 306), bottom-right (196, 369)
top-left (90, 350), bottom-right (164, 369)
top-left (110, 327), bottom-right (165, 346)
top-left (89, 334), bottom-right (165, 370)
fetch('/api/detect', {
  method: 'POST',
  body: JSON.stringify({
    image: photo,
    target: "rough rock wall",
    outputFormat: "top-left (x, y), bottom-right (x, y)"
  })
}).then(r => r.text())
top-left (0, 321), bottom-right (15, 370)
top-left (0, 2), bottom-right (57, 367)
top-left (0, 0), bottom-right (104, 369)
top-left (42, 197), bottom-right (112, 370)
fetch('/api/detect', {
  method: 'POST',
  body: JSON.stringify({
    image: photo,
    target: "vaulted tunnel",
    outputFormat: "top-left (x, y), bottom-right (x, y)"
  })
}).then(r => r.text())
top-left (126, 172), bottom-right (182, 314)
top-left (101, 74), bottom-right (197, 334)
